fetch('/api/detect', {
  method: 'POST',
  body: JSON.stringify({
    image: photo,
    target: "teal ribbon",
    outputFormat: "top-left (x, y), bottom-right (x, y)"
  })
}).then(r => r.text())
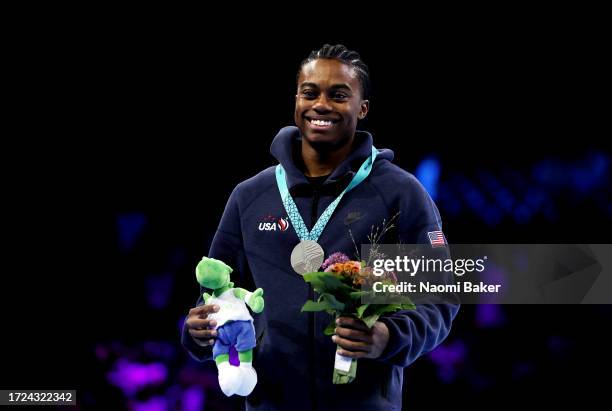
top-left (275, 146), bottom-right (378, 242)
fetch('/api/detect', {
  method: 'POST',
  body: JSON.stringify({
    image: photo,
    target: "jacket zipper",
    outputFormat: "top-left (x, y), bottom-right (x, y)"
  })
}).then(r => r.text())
top-left (309, 189), bottom-right (319, 411)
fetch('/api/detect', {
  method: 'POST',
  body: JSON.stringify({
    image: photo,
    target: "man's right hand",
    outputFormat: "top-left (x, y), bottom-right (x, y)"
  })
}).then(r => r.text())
top-left (185, 304), bottom-right (220, 347)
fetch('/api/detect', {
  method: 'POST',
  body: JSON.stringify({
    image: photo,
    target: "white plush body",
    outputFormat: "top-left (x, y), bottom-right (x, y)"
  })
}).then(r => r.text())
top-left (206, 289), bottom-right (253, 329)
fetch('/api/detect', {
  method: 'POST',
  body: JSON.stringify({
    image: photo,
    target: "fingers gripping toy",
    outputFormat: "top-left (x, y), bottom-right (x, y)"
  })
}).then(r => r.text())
top-left (195, 257), bottom-right (265, 397)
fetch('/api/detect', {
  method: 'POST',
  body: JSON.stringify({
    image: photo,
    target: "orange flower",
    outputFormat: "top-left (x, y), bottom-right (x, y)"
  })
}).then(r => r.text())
top-left (327, 261), bottom-right (364, 286)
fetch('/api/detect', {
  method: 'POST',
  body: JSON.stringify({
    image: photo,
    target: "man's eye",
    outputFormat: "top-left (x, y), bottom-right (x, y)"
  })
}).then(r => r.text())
top-left (332, 93), bottom-right (348, 100)
top-left (302, 91), bottom-right (317, 99)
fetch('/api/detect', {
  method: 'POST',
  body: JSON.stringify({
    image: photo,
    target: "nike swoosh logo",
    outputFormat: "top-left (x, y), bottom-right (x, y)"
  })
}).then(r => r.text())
top-left (344, 211), bottom-right (364, 225)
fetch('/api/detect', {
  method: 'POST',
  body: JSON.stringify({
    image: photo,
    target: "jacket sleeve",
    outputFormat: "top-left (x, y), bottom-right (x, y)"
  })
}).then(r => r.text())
top-left (376, 176), bottom-right (460, 367)
top-left (181, 185), bottom-right (254, 362)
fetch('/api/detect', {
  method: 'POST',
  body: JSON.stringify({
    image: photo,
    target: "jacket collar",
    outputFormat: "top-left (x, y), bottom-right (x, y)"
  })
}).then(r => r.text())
top-left (270, 126), bottom-right (376, 195)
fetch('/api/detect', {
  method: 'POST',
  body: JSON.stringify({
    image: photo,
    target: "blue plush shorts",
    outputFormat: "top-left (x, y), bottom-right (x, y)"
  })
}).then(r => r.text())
top-left (212, 320), bottom-right (256, 359)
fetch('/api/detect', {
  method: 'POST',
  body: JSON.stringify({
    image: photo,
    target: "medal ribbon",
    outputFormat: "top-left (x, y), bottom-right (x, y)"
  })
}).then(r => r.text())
top-left (275, 146), bottom-right (378, 242)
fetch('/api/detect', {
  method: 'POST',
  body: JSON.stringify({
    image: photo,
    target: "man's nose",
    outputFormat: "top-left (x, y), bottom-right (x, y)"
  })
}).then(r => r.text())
top-left (312, 95), bottom-right (332, 112)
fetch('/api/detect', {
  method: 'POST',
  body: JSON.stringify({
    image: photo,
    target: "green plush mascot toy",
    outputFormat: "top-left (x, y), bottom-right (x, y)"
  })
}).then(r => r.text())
top-left (195, 257), bottom-right (265, 397)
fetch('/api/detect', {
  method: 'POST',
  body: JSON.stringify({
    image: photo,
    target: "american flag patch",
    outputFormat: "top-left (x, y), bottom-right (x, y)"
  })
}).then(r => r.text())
top-left (428, 231), bottom-right (446, 247)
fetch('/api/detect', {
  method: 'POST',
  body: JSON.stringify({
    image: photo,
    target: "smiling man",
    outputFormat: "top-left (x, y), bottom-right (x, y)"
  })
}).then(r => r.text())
top-left (183, 44), bottom-right (459, 411)
top-left (295, 56), bottom-right (369, 178)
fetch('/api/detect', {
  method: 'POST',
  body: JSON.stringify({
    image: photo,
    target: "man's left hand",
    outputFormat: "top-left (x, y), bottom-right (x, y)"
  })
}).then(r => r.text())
top-left (332, 316), bottom-right (389, 359)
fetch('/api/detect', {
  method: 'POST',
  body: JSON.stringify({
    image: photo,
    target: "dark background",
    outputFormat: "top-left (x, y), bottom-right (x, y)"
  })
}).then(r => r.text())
top-left (2, 21), bottom-right (610, 410)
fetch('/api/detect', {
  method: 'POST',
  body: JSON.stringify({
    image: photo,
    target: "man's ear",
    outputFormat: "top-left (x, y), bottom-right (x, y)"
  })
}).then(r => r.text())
top-left (358, 100), bottom-right (370, 120)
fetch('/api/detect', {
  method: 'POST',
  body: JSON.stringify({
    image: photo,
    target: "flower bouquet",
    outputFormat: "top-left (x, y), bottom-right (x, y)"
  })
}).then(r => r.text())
top-left (300, 251), bottom-right (415, 384)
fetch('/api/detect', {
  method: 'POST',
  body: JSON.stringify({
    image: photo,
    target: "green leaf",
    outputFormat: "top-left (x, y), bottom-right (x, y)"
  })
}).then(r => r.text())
top-left (302, 271), bottom-right (356, 296)
top-left (301, 300), bottom-right (332, 312)
top-left (400, 302), bottom-right (416, 310)
top-left (361, 303), bottom-right (386, 319)
top-left (324, 319), bottom-right (336, 336)
top-left (302, 272), bottom-right (327, 291)
top-left (360, 302), bottom-right (416, 325)
top-left (319, 293), bottom-right (345, 311)
top-left (362, 314), bottom-right (380, 328)
top-left (322, 275), bottom-right (356, 294)
top-left (386, 294), bottom-right (415, 305)
top-left (356, 304), bottom-right (369, 318)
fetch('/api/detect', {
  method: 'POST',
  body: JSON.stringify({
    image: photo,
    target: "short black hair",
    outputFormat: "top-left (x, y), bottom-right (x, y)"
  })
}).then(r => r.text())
top-left (298, 44), bottom-right (370, 100)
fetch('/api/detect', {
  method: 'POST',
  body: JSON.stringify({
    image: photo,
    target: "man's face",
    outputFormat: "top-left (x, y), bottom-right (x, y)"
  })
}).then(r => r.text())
top-left (295, 59), bottom-right (368, 149)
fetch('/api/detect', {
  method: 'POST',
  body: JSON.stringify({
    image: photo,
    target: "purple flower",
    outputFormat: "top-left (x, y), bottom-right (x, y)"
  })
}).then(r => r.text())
top-left (322, 252), bottom-right (349, 270)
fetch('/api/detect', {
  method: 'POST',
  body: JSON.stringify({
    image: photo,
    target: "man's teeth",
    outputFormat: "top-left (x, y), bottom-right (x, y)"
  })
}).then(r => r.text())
top-left (310, 119), bottom-right (333, 126)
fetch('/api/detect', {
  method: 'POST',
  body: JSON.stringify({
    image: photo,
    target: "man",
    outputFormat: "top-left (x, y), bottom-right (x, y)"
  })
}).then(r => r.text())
top-left (183, 44), bottom-right (459, 410)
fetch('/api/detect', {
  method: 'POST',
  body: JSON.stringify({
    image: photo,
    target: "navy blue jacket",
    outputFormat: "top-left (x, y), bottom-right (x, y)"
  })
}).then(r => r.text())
top-left (182, 126), bottom-right (459, 410)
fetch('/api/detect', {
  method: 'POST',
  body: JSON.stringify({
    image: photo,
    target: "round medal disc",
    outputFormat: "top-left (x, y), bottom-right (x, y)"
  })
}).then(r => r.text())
top-left (290, 240), bottom-right (325, 275)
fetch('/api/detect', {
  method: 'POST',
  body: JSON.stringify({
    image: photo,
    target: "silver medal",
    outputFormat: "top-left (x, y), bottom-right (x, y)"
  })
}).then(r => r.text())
top-left (290, 240), bottom-right (325, 275)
